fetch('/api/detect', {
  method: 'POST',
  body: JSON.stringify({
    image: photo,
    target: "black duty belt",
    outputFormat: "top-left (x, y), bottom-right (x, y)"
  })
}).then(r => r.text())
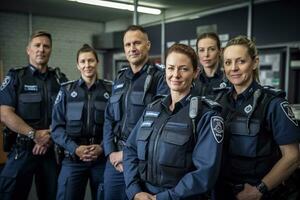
top-left (15, 135), bottom-right (34, 150)
top-left (72, 137), bottom-right (100, 145)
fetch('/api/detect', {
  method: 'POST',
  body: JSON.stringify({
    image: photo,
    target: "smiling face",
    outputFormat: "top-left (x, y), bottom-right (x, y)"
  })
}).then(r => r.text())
top-left (27, 36), bottom-right (51, 69)
top-left (223, 44), bottom-right (258, 93)
top-left (197, 37), bottom-right (220, 70)
top-left (77, 52), bottom-right (98, 80)
top-left (166, 52), bottom-right (198, 96)
top-left (123, 30), bottom-right (150, 70)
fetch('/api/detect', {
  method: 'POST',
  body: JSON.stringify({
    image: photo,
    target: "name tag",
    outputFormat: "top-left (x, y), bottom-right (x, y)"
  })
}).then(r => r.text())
top-left (24, 84), bottom-right (38, 92)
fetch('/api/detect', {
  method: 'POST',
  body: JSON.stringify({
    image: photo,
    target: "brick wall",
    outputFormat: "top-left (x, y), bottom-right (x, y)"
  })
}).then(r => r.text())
top-left (0, 12), bottom-right (105, 80)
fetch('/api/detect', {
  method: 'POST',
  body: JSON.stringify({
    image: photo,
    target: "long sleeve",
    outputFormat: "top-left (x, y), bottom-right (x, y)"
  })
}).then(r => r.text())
top-left (123, 117), bottom-right (144, 200)
top-left (156, 111), bottom-right (224, 200)
top-left (103, 98), bottom-right (118, 156)
top-left (51, 88), bottom-right (78, 155)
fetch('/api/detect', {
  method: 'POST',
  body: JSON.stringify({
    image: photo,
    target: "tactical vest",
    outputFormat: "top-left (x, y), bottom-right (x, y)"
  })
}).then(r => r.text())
top-left (111, 64), bottom-right (164, 140)
top-left (64, 80), bottom-right (111, 140)
top-left (15, 66), bottom-right (63, 129)
top-left (136, 96), bottom-right (220, 187)
top-left (219, 86), bottom-right (284, 184)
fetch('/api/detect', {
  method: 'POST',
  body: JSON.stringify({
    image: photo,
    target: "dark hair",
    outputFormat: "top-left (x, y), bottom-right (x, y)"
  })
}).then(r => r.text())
top-left (196, 32), bottom-right (221, 53)
top-left (166, 43), bottom-right (198, 70)
top-left (223, 35), bottom-right (259, 82)
top-left (123, 25), bottom-right (148, 39)
top-left (76, 44), bottom-right (98, 62)
top-left (29, 30), bottom-right (52, 45)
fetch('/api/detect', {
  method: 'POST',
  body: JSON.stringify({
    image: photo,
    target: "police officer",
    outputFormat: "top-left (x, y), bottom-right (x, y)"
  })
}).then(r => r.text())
top-left (124, 43), bottom-right (224, 200)
top-left (193, 32), bottom-right (228, 98)
top-left (103, 25), bottom-right (169, 200)
top-left (215, 36), bottom-right (300, 200)
top-left (51, 44), bottom-right (111, 200)
top-left (0, 30), bottom-right (67, 200)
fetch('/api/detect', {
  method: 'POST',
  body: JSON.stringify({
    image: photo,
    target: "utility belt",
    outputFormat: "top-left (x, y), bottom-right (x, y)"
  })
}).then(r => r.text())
top-left (2, 127), bottom-right (17, 152)
top-left (72, 137), bottom-right (101, 145)
top-left (54, 137), bottom-right (101, 164)
top-left (15, 135), bottom-right (35, 150)
top-left (63, 150), bottom-right (80, 162)
top-left (113, 136), bottom-right (126, 151)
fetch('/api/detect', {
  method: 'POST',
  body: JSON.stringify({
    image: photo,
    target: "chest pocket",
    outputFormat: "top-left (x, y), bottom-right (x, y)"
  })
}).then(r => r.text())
top-left (129, 91), bottom-right (146, 124)
top-left (66, 102), bottom-right (84, 135)
top-left (18, 93), bottom-right (42, 120)
top-left (137, 125), bottom-right (152, 160)
top-left (159, 122), bottom-right (191, 168)
top-left (109, 93), bottom-right (123, 121)
top-left (94, 101), bottom-right (106, 125)
top-left (229, 118), bottom-right (271, 157)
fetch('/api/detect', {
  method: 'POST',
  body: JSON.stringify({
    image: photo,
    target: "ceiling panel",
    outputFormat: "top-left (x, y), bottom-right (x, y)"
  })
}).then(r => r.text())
top-left (0, 0), bottom-right (247, 23)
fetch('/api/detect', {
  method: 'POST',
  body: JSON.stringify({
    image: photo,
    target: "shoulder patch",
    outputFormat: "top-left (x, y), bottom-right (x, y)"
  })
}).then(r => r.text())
top-left (210, 116), bottom-right (224, 143)
top-left (280, 101), bottom-right (298, 126)
top-left (0, 76), bottom-right (11, 91)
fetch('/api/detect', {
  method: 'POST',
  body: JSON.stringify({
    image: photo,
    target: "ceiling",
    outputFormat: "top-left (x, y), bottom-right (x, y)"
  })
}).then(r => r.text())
top-left (1, 0), bottom-right (248, 23)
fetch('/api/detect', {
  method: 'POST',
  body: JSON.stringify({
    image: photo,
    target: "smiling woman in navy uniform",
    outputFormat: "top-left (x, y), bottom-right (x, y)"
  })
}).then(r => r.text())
top-left (51, 44), bottom-right (111, 200)
top-left (215, 36), bottom-right (300, 200)
top-left (123, 43), bottom-right (224, 200)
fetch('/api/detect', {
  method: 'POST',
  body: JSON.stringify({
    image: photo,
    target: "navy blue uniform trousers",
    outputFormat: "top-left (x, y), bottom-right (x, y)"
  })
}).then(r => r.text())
top-left (56, 158), bottom-right (105, 200)
top-left (0, 147), bottom-right (58, 200)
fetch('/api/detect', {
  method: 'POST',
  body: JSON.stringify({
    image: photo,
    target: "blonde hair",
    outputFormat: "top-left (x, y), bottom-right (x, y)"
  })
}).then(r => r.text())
top-left (223, 35), bottom-right (260, 82)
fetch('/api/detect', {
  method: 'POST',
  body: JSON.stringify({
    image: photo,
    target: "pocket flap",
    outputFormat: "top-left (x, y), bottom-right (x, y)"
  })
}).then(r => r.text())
top-left (94, 101), bottom-right (107, 110)
top-left (138, 128), bottom-right (152, 141)
top-left (130, 91), bottom-right (144, 105)
top-left (164, 131), bottom-right (190, 145)
top-left (67, 102), bottom-right (84, 120)
top-left (110, 93), bottom-right (122, 103)
top-left (229, 119), bottom-right (260, 136)
top-left (19, 93), bottom-right (42, 103)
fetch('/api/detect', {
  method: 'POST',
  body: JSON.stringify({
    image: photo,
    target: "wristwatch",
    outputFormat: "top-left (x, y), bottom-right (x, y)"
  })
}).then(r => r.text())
top-left (256, 181), bottom-right (269, 195)
top-left (27, 130), bottom-right (36, 140)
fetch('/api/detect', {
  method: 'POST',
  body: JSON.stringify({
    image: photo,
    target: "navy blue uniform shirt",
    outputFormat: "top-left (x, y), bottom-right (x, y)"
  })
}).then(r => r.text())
top-left (124, 94), bottom-right (224, 200)
top-left (227, 81), bottom-right (300, 145)
top-left (103, 63), bottom-right (169, 156)
top-left (0, 65), bottom-right (64, 107)
top-left (192, 67), bottom-right (228, 98)
top-left (51, 78), bottom-right (110, 155)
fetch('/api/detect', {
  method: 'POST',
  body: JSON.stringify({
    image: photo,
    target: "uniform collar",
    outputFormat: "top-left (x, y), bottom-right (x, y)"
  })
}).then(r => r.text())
top-left (235, 80), bottom-right (259, 100)
top-left (199, 65), bottom-right (223, 82)
top-left (125, 61), bottom-right (150, 79)
top-left (78, 77), bottom-right (99, 90)
top-left (28, 64), bottom-right (49, 79)
top-left (161, 93), bottom-right (191, 114)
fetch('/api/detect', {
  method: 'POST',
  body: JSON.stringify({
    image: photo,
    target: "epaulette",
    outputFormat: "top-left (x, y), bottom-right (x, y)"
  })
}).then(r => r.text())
top-left (116, 67), bottom-right (128, 79)
top-left (102, 79), bottom-right (113, 93)
top-left (61, 80), bottom-right (76, 86)
top-left (103, 79), bottom-right (113, 85)
top-left (61, 80), bottom-right (76, 91)
top-left (148, 97), bottom-right (163, 108)
top-left (154, 63), bottom-right (165, 71)
top-left (118, 67), bottom-right (128, 74)
top-left (201, 96), bottom-right (222, 112)
top-left (9, 66), bottom-right (26, 72)
top-left (262, 85), bottom-right (286, 97)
